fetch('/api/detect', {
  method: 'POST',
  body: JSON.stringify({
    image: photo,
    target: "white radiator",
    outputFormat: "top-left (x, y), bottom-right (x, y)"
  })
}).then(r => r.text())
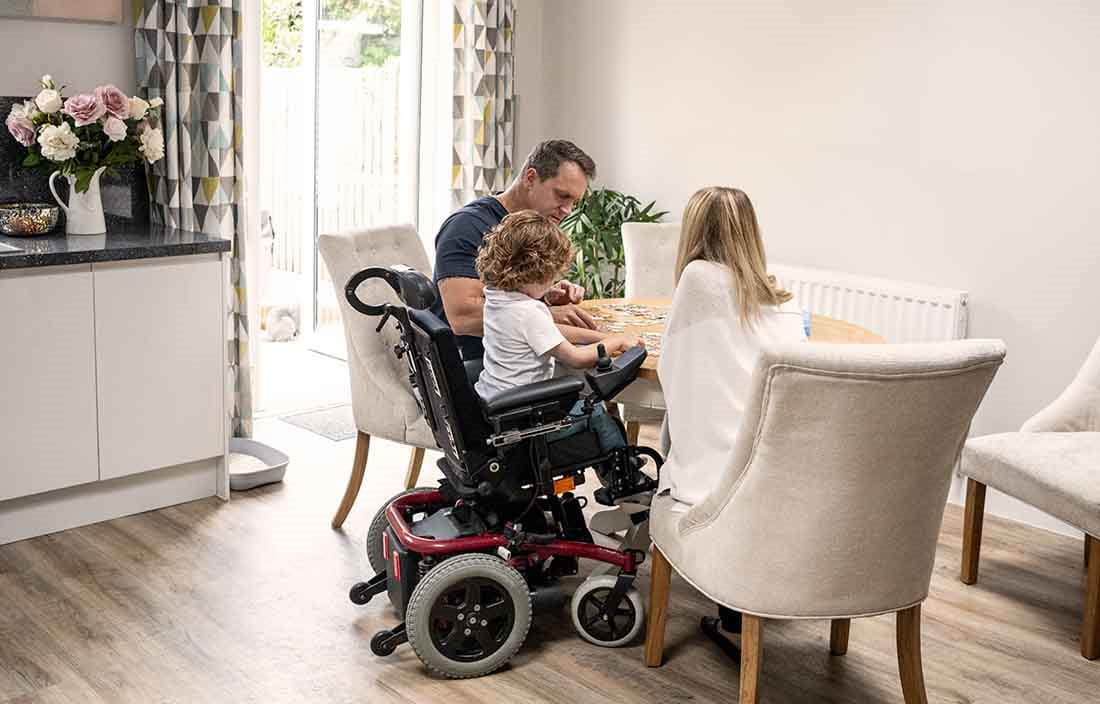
top-left (772, 263), bottom-right (969, 342)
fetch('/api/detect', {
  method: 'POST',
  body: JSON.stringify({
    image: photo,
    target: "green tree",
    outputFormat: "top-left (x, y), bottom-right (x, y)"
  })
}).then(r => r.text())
top-left (262, 0), bottom-right (304, 68)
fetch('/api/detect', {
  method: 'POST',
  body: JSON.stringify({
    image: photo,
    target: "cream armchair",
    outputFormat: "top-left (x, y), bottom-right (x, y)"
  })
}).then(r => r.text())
top-left (318, 225), bottom-right (437, 529)
top-left (644, 340), bottom-right (1005, 704)
top-left (960, 334), bottom-right (1100, 659)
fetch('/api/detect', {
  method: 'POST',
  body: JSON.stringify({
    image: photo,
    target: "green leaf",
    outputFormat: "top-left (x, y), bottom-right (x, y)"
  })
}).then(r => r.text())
top-left (22, 151), bottom-right (42, 167)
top-left (74, 168), bottom-right (94, 193)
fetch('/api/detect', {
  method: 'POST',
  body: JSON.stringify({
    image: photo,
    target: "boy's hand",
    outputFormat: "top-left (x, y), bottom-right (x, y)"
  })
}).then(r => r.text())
top-left (545, 280), bottom-right (585, 305)
top-left (604, 334), bottom-right (644, 356)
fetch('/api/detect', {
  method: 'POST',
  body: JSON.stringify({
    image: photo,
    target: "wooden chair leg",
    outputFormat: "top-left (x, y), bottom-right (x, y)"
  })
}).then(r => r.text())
top-left (1083, 535), bottom-right (1100, 660)
top-left (331, 431), bottom-right (370, 530)
top-left (626, 420), bottom-right (641, 446)
top-left (830, 618), bottom-right (851, 656)
top-left (960, 479), bottom-right (987, 585)
top-left (404, 446), bottom-right (425, 489)
top-left (740, 614), bottom-right (764, 704)
top-left (1086, 534), bottom-right (1093, 569)
top-left (644, 545), bottom-right (672, 667)
top-left (896, 604), bottom-right (928, 704)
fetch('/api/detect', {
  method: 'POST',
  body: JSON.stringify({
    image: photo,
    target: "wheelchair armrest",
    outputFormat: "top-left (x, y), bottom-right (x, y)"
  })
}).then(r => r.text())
top-left (585, 345), bottom-right (647, 402)
top-left (482, 376), bottom-right (585, 416)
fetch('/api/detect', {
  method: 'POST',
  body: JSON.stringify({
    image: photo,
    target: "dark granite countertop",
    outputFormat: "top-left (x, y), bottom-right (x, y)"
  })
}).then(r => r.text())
top-left (0, 221), bottom-right (231, 270)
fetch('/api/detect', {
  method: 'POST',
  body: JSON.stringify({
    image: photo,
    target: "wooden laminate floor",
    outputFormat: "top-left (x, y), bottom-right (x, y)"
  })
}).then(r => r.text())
top-left (2, 419), bottom-right (1098, 703)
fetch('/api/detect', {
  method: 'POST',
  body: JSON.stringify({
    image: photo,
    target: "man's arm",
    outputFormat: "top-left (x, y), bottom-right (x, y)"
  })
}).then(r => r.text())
top-left (557, 323), bottom-right (605, 345)
top-left (438, 277), bottom-right (486, 336)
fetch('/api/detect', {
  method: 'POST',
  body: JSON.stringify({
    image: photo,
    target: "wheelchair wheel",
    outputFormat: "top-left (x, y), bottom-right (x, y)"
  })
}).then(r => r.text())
top-left (406, 554), bottom-right (532, 679)
top-left (570, 574), bottom-right (644, 647)
top-left (366, 487), bottom-right (436, 575)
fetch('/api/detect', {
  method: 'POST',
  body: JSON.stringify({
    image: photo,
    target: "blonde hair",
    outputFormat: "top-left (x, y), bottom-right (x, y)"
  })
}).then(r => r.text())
top-left (476, 210), bottom-right (574, 291)
top-left (675, 186), bottom-right (792, 326)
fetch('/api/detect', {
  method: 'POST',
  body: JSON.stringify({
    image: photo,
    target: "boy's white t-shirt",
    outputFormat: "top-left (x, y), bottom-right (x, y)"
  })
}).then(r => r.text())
top-left (475, 287), bottom-right (566, 400)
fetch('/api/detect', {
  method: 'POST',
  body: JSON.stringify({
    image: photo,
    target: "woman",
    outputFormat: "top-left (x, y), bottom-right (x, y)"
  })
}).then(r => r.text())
top-left (658, 186), bottom-right (806, 636)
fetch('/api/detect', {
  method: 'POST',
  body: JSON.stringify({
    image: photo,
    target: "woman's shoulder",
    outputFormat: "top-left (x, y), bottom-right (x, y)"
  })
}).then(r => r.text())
top-left (678, 259), bottom-right (732, 292)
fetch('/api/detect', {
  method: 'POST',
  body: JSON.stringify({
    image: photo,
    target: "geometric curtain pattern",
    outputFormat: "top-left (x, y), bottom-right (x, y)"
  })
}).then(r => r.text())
top-left (134, 0), bottom-right (253, 438)
top-left (452, 0), bottom-right (515, 209)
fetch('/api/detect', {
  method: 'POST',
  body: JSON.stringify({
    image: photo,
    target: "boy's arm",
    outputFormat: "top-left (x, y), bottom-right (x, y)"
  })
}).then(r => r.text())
top-left (547, 339), bottom-right (599, 369)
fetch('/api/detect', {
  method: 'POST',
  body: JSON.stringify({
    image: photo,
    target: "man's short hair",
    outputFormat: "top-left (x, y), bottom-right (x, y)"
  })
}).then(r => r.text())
top-left (521, 139), bottom-right (597, 181)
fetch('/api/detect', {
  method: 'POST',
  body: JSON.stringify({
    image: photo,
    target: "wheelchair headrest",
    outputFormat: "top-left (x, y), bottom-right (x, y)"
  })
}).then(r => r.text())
top-left (345, 265), bottom-right (437, 316)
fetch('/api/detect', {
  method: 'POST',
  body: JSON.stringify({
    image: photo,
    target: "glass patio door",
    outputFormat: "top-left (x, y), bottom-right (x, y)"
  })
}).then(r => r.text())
top-left (259, 0), bottom-right (421, 359)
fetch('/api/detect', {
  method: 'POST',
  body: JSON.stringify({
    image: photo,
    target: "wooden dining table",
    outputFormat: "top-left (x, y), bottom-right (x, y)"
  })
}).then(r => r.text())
top-left (580, 297), bottom-right (884, 382)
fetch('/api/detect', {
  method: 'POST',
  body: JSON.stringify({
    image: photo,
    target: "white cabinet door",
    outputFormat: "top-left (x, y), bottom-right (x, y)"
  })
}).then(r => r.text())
top-left (0, 265), bottom-right (99, 501)
top-left (94, 256), bottom-right (224, 480)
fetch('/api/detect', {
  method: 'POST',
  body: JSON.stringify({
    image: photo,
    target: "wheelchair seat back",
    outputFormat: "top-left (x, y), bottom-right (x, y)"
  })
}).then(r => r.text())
top-left (406, 308), bottom-right (494, 484)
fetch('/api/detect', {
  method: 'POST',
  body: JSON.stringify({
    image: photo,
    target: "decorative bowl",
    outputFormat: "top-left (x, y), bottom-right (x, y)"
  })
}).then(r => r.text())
top-left (0, 202), bottom-right (61, 236)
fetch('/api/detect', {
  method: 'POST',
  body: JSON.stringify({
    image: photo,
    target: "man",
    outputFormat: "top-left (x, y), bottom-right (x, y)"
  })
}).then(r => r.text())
top-left (431, 139), bottom-right (604, 359)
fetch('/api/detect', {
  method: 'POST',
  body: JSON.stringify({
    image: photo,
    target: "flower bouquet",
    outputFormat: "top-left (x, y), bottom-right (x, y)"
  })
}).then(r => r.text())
top-left (4, 75), bottom-right (166, 234)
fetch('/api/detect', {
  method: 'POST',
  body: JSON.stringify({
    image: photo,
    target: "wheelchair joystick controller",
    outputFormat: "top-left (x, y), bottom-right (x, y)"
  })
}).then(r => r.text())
top-left (595, 343), bottom-right (613, 372)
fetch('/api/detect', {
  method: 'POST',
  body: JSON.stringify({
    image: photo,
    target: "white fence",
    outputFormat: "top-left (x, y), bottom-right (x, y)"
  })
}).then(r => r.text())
top-left (259, 61), bottom-right (402, 280)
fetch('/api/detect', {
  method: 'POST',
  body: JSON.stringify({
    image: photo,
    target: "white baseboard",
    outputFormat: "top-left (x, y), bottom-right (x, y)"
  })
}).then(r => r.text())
top-left (946, 475), bottom-right (1081, 539)
top-left (0, 458), bottom-right (221, 545)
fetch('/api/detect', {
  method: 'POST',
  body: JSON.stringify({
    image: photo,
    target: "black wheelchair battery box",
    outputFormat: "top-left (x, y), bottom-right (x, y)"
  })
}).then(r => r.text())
top-left (383, 525), bottom-right (421, 613)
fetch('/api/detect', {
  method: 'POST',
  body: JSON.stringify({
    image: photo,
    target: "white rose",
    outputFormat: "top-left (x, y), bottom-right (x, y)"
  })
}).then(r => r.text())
top-left (128, 96), bottom-right (150, 120)
top-left (21, 99), bottom-right (39, 119)
top-left (41, 74), bottom-right (53, 85)
top-left (35, 88), bottom-right (62, 114)
top-left (103, 116), bottom-right (127, 142)
top-left (139, 126), bottom-right (165, 163)
top-left (149, 97), bottom-right (164, 108)
top-left (38, 122), bottom-right (79, 162)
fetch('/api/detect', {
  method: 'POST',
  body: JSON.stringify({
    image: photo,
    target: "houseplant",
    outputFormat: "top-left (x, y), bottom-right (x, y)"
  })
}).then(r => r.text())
top-left (4, 75), bottom-right (166, 234)
top-left (559, 188), bottom-right (668, 298)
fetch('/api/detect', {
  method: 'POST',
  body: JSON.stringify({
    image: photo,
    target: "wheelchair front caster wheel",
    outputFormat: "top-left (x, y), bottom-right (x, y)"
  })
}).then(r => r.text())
top-left (571, 574), bottom-right (645, 647)
top-left (349, 582), bottom-right (373, 605)
top-left (370, 630), bottom-right (398, 656)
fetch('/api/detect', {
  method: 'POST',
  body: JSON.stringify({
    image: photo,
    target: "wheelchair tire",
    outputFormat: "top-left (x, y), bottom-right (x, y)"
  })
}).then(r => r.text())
top-left (570, 574), bottom-right (645, 647)
top-left (366, 487), bottom-right (436, 576)
top-left (406, 554), bottom-right (532, 679)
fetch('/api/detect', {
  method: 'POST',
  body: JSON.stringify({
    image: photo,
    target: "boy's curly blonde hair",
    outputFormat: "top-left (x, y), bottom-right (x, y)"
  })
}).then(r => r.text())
top-left (476, 210), bottom-right (574, 291)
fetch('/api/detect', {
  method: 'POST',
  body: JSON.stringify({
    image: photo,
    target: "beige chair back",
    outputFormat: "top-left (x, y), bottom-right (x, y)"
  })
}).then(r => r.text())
top-left (622, 222), bottom-right (680, 298)
top-left (1021, 334), bottom-right (1100, 433)
top-left (318, 225), bottom-right (435, 448)
top-left (655, 340), bottom-right (1005, 619)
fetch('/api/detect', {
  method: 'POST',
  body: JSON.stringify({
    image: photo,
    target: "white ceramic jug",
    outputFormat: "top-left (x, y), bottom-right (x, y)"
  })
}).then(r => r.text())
top-left (49, 166), bottom-right (107, 235)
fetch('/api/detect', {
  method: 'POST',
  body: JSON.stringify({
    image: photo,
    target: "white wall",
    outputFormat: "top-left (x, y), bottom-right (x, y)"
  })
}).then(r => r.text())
top-left (514, 0), bottom-right (547, 165)
top-left (0, 9), bottom-right (134, 95)
top-left (529, 0), bottom-right (1099, 535)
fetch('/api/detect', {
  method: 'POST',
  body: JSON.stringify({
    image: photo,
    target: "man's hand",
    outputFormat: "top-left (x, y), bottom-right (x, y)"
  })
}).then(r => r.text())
top-left (551, 303), bottom-right (598, 329)
top-left (544, 280), bottom-right (585, 305)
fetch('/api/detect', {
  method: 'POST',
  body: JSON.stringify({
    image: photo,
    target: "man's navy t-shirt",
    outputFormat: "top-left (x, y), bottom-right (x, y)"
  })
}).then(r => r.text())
top-left (431, 195), bottom-right (509, 359)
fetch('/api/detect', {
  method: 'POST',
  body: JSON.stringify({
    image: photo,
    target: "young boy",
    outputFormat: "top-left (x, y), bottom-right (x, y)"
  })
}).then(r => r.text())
top-left (473, 210), bottom-right (641, 454)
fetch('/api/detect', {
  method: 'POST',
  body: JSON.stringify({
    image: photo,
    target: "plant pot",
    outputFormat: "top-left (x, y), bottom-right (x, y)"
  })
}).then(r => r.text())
top-left (49, 166), bottom-right (107, 235)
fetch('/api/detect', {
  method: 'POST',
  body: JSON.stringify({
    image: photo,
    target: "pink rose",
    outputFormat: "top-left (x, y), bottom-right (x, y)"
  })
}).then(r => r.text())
top-left (63, 93), bottom-right (106, 127)
top-left (95, 84), bottom-right (130, 120)
top-left (5, 109), bottom-right (35, 147)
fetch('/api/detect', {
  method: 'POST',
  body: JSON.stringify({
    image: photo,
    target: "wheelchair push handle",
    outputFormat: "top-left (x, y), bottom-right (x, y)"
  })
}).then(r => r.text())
top-left (345, 265), bottom-right (438, 317)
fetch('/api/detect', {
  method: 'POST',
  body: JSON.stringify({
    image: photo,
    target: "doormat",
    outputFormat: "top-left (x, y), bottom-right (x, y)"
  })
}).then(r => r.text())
top-left (279, 404), bottom-right (356, 441)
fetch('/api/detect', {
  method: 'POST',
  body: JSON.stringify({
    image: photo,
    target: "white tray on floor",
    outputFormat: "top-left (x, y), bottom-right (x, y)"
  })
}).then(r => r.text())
top-left (229, 437), bottom-right (289, 491)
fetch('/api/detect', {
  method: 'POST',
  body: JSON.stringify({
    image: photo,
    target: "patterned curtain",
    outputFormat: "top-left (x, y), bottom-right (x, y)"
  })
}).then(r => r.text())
top-left (134, 0), bottom-right (253, 438)
top-left (452, 0), bottom-right (515, 209)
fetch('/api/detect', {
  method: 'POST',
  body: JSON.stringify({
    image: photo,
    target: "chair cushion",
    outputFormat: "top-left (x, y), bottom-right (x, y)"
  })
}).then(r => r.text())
top-left (962, 432), bottom-right (1100, 536)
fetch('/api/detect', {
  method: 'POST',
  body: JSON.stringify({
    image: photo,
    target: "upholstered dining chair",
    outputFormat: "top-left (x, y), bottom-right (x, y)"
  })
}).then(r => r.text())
top-left (620, 222), bottom-right (680, 443)
top-left (959, 334), bottom-right (1100, 659)
top-left (318, 225), bottom-right (437, 530)
top-left (644, 340), bottom-right (1005, 704)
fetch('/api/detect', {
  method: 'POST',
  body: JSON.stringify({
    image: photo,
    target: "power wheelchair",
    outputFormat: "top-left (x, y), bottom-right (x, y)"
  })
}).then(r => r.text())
top-left (344, 265), bottom-right (662, 679)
